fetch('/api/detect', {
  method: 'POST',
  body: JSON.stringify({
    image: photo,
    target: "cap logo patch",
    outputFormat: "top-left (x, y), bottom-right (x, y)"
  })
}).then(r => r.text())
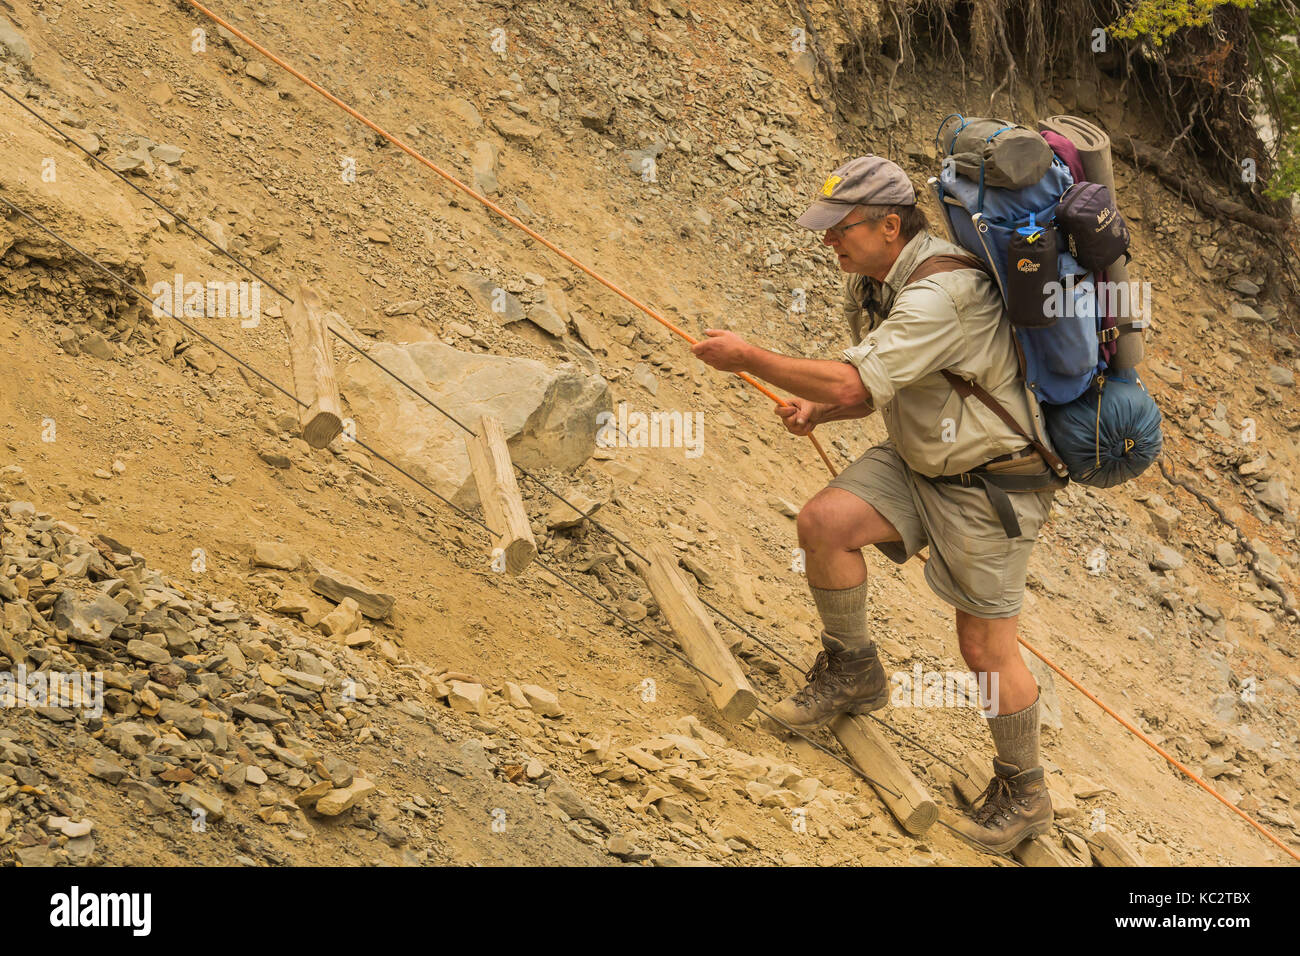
top-left (821, 175), bottom-right (842, 197)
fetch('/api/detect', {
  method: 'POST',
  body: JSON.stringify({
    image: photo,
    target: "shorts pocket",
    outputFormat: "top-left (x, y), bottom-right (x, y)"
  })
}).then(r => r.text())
top-left (944, 533), bottom-right (1016, 606)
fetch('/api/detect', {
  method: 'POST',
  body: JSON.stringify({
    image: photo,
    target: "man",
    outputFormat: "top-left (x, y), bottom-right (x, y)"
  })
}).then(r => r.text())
top-left (691, 155), bottom-right (1064, 852)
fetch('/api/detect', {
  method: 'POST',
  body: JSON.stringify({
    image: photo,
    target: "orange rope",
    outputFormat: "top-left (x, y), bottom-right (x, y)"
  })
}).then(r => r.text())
top-left (1018, 634), bottom-right (1299, 862)
top-left (180, 0), bottom-right (837, 477)
top-left (180, 1), bottom-right (1299, 863)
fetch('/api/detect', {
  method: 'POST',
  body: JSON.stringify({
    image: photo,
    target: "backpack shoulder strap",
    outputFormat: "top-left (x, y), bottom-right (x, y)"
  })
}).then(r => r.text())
top-left (904, 253), bottom-right (989, 286)
top-left (939, 370), bottom-right (1067, 475)
top-left (904, 254), bottom-right (1069, 477)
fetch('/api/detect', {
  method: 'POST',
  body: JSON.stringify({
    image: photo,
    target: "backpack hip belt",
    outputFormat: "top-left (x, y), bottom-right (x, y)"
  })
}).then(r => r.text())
top-left (982, 443), bottom-right (1048, 475)
top-left (927, 466), bottom-right (1065, 539)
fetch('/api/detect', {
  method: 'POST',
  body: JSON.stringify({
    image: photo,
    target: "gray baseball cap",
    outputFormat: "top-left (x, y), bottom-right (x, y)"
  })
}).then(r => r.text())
top-left (796, 156), bottom-right (917, 230)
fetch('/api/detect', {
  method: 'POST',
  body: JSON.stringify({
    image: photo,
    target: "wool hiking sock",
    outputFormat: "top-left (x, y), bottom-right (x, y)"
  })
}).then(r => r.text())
top-left (809, 581), bottom-right (873, 652)
top-left (986, 690), bottom-right (1041, 771)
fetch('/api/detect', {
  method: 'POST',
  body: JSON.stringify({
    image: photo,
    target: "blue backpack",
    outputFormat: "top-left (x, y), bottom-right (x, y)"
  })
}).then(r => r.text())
top-left (927, 115), bottom-right (1162, 486)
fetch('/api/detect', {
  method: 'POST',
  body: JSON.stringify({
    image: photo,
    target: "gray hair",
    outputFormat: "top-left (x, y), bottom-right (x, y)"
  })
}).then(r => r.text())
top-left (857, 203), bottom-right (928, 241)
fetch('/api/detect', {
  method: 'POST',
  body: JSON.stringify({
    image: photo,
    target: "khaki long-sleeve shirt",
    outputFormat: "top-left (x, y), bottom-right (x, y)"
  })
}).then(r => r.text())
top-left (841, 230), bottom-right (1059, 478)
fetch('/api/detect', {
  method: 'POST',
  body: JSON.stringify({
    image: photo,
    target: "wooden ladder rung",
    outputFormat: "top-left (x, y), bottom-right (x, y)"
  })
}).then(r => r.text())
top-left (464, 415), bottom-right (537, 576)
top-left (284, 281), bottom-right (343, 449)
top-left (638, 543), bottom-right (758, 722)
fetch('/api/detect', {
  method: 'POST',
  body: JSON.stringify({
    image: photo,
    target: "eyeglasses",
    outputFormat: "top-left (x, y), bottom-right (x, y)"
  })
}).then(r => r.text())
top-left (824, 216), bottom-right (877, 240)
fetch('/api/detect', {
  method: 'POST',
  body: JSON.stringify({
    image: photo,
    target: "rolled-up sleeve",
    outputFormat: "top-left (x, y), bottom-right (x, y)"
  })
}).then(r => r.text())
top-left (841, 282), bottom-right (966, 408)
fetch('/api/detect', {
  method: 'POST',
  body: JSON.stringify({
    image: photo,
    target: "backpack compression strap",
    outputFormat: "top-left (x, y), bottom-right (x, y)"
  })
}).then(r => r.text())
top-left (904, 254), bottom-right (1070, 477)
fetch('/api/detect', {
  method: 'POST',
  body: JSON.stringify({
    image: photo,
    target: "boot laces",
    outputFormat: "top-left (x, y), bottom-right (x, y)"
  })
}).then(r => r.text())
top-left (971, 774), bottom-right (1023, 827)
top-left (805, 651), bottom-right (832, 684)
top-left (791, 650), bottom-right (843, 705)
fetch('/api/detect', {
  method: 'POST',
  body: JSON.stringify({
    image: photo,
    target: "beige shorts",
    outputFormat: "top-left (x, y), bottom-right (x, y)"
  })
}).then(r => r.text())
top-left (827, 441), bottom-right (1056, 619)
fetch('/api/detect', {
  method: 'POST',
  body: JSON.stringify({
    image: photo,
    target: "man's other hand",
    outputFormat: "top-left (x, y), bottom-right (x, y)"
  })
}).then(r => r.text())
top-left (691, 329), bottom-right (752, 372)
top-left (775, 397), bottom-right (820, 436)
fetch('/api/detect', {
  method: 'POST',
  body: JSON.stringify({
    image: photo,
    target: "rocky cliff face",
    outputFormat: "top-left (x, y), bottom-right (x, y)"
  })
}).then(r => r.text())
top-left (0, 0), bottom-right (1296, 867)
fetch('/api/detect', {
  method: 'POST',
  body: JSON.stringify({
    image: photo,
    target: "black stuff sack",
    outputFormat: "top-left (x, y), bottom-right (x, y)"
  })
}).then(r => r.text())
top-left (1005, 214), bottom-right (1059, 329)
top-left (1056, 181), bottom-right (1131, 272)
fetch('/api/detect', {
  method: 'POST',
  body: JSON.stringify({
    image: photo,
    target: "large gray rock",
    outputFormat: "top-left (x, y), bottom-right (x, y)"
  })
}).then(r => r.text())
top-left (1257, 478), bottom-right (1289, 514)
top-left (546, 778), bottom-right (611, 832)
top-left (458, 273), bottom-right (524, 323)
top-left (309, 564), bottom-right (395, 621)
top-left (0, 17), bottom-right (32, 67)
top-left (53, 591), bottom-right (127, 645)
top-left (489, 114), bottom-right (543, 143)
top-left (1229, 301), bottom-right (1264, 323)
top-left (1149, 545), bottom-right (1184, 572)
top-left (340, 341), bottom-right (609, 505)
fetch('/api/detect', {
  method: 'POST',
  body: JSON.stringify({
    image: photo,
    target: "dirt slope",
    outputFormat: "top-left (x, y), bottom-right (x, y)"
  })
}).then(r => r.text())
top-left (0, 0), bottom-right (1297, 867)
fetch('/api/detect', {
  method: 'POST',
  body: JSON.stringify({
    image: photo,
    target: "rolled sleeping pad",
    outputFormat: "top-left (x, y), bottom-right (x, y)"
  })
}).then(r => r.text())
top-left (1037, 115), bottom-right (1145, 372)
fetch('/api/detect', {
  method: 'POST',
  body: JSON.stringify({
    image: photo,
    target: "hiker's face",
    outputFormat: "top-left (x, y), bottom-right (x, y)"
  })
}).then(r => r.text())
top-left (823, 207), bottom-right (901, 279)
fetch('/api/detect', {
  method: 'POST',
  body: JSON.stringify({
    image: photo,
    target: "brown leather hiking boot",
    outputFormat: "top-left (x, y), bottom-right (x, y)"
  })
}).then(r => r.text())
top-left (952, 756), bottom-right (1053, 853)
top-left (765, 633), bottom-right (889, 732)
